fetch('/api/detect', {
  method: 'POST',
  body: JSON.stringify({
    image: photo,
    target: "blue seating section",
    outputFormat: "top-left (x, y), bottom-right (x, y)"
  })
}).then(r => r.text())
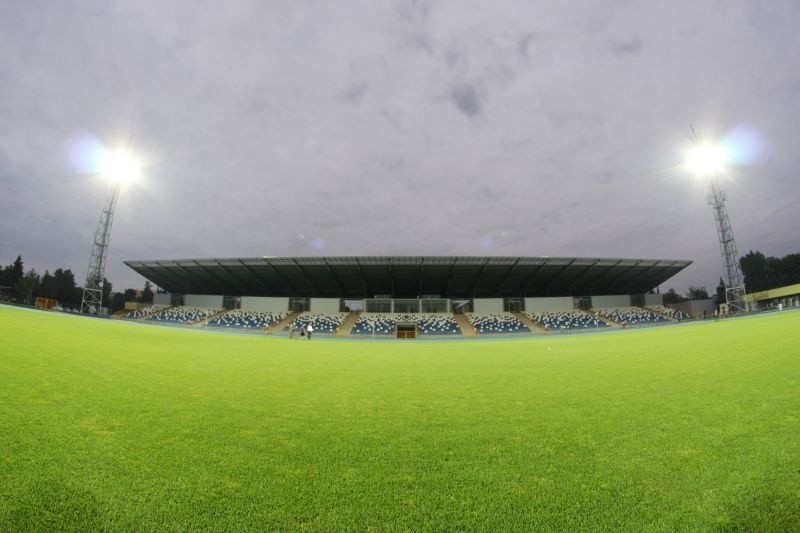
top-left (208, 310), bottom-right (286, 329)
top-left (148, 306), bottom-right (218, 324)
top-left (353, 313), bottom-right (415, 335)
top-left (417, 314), bottom-right (461, 335)
top-left (352, 313), bottom-right (461, 335)
top-left (466, 313), bottom-right (529, 334)
top-left (599, 307), bottom-right (669, 326)
top-left (529, 310), bottom-right (609, 331)
top-left (290, 312), bottom-right (346, 334)
top-left (646, 305), bottom-right (693, 321)
top-left (123, 304), bottom-right (169, 320)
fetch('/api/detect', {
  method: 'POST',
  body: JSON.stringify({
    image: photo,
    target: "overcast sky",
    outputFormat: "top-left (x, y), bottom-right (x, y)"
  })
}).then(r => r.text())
top-left (1, 0), bottom-right (799, 295)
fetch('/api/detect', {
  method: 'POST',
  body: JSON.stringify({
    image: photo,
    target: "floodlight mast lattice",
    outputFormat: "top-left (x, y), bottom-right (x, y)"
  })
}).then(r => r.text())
top-left (80, 181), bottom-right (121, 314)
top-left (80, 139), bottom-right (137, 315)
top-left (690, 127), bottom-right (748, 313)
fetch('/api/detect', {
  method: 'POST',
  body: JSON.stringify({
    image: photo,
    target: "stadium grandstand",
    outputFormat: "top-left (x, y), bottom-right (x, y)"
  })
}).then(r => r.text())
top-left (123, 256), bottom-right (694, 338)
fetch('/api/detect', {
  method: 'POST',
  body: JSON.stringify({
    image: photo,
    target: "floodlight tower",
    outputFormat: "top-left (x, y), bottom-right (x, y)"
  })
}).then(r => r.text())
top-left (80, 145), bottom-right (139, 314)
top-left (688, 127), bottom-right (747, 313)
top-left (80, 182), bottom-right (121, 314)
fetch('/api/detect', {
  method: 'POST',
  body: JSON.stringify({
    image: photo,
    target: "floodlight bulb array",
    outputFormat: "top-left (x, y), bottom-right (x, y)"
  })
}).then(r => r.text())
top-left (686, 144), bottom-right (726, 177)
top-left (101, 150), bottom-right (141, 185)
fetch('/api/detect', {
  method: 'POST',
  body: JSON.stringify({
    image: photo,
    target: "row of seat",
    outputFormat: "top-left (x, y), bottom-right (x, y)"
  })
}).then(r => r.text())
top-left (465, 312), bottom-right (529, 334)
top-left (418, 313), bottom-right (461, 335)
top-left (208, 310), bottom-right (286, 329)
top-left (135, 305), bottom-right (691, 332)
top-left (646, 305), bottom-right (693, 321)
top-left (598, 307), bottom-right (669, 325)
top-left (123, 304), bottom-right (170, 320)
top-left (148, 306), bottom-right (219, 324)
top-left (352, 313), bottom-right (461, 335)
top-left (528, 310), bottom-right (609, 330)
top-left (288, 312), bottom-right (347, 334)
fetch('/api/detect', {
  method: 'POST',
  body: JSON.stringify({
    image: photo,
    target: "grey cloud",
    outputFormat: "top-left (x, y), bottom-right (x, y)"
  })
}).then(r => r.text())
top-left (443, 42), bottom-right (468, 69)
top-left (340, 80), bottom-right (368, 104)
top-left (610, 36), bottom-right (644, 57)
top-left (395, 0), bottom-right (434, 25)
top-left (393, 0), bottom-right (436, 53)
top-left (1, 1), bottom-right (799, 294)
top-left (517, 32), bottom-right (537, 62)
top-left (449, 83), bottom-right (482, 116)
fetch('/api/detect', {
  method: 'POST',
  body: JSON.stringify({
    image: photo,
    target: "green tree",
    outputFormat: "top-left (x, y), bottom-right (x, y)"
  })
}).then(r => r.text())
top-left (38, 270), bottom-right (55, 300)
top-left (18, 269), bottom-right (41, 306)
top-left (740, 250), bottom-right (800, 292)
top-left (686, 286), bottom-right (709, 300)
top-left (72, 286), bottom-right (84, 309)
top-left (663, 288), bottom-right (687, 304)
top-left (124, 288), bottom-right (138, 302)
top-left (740, 250), bottom-right (768, 292)
top-left (54, 269), bottom-right (78, 307)
top-left (9, 255), bottom-right (24, 301)
top-left (142, 281), bottom-right (154, 304)
top-left (110, 292), bottom-right (126, 313)
top-left (10, 255), bottom-right (24, 285)
top-left (782, 253), bottom-right (800, 285)
top-left (102, 278), bottom-right (113, 309)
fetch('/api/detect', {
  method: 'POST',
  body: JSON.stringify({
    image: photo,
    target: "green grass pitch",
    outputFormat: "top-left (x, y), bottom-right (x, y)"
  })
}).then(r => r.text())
top-left (1, 305), bottom-right (799, 531)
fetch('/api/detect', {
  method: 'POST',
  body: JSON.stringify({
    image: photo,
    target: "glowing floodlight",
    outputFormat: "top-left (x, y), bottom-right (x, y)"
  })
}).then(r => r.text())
top-left (686, 143), bottom-right (726, 177)
top-left (81, 135), bottom-right (141, 314)
top-left (100, 149), bottom-right (141, 185)
top-left (683, 126), bottom-right (748, 314)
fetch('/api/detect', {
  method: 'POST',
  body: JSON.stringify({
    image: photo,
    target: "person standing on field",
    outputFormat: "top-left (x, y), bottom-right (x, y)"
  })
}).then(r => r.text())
top-left (306, 323), bottom-right (313, 340)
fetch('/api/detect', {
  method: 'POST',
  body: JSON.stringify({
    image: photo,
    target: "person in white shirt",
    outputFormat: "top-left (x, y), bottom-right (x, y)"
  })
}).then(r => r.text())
top-left (306, 324), bottom-right (313, 340)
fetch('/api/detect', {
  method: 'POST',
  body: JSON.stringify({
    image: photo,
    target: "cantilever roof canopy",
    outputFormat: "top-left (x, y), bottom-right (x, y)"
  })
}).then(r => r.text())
top-left (124, 256), bottom-right (692, 299)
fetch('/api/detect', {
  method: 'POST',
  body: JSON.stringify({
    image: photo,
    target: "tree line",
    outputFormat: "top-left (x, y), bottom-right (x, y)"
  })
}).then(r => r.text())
top-left (661, 250), bottom-right (799, 303)
top-left (739, 251), bottom-right (800, 293)
top-left (662, 286), bottom-right (709, 304)
top-left (0, 255), bottom-right (154, 312)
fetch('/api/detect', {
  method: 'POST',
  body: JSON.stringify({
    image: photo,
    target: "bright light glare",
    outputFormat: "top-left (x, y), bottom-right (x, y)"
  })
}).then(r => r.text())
top-left (686, 144), bottom-right (726, 176)
top-left (100, 150), bottom-right (141, 184)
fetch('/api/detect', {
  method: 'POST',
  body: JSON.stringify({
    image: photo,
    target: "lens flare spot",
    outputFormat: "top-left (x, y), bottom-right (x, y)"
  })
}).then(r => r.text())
top-left (64, 131), bottom-right (106, 174)
top-left (311, 236), bottom-right (325, 250)
top-left (721, 126), bottom-right (770, 166)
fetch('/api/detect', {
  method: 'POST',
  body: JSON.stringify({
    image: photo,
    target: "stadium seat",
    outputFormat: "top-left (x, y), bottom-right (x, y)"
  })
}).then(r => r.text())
top-left (598, 307), bottom-right (670, 326)
top-left (288, 312), bottom-right (347, 334)
top-left (465, 312), bottom-right (529, 334)
top-left (208, 310), bottom-right (286, 329)
top-left (352, 313), bottom-right (461, 336)
top-left (527, 310), bottom-right (609, 331)
top-left (646, 305), bottom-right (693, 321)
top-left (147, 306), bottom-right (218, 324)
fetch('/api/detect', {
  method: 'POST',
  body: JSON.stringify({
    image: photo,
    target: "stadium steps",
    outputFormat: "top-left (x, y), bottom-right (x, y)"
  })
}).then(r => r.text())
top-left (193, 308), bottom-right (229, 327)
top-left (138, 306), bottom-right (173, 320)
top-left (592, 309), bottom-right (623, 328)
top-left (646, 306), bottom-right (678, 322)
top-left (453, 313), bottom-right (477, 337)
top-left (336, 311), bottom-right (361, 336)
top-left (514, 312), bottom-right (546, 333)
top-left (267, 311), bottom-right (302, 334)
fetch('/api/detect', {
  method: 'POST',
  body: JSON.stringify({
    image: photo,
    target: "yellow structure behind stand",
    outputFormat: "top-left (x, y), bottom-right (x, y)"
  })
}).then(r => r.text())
top-left (35, 297), bottom-right (58, 311)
